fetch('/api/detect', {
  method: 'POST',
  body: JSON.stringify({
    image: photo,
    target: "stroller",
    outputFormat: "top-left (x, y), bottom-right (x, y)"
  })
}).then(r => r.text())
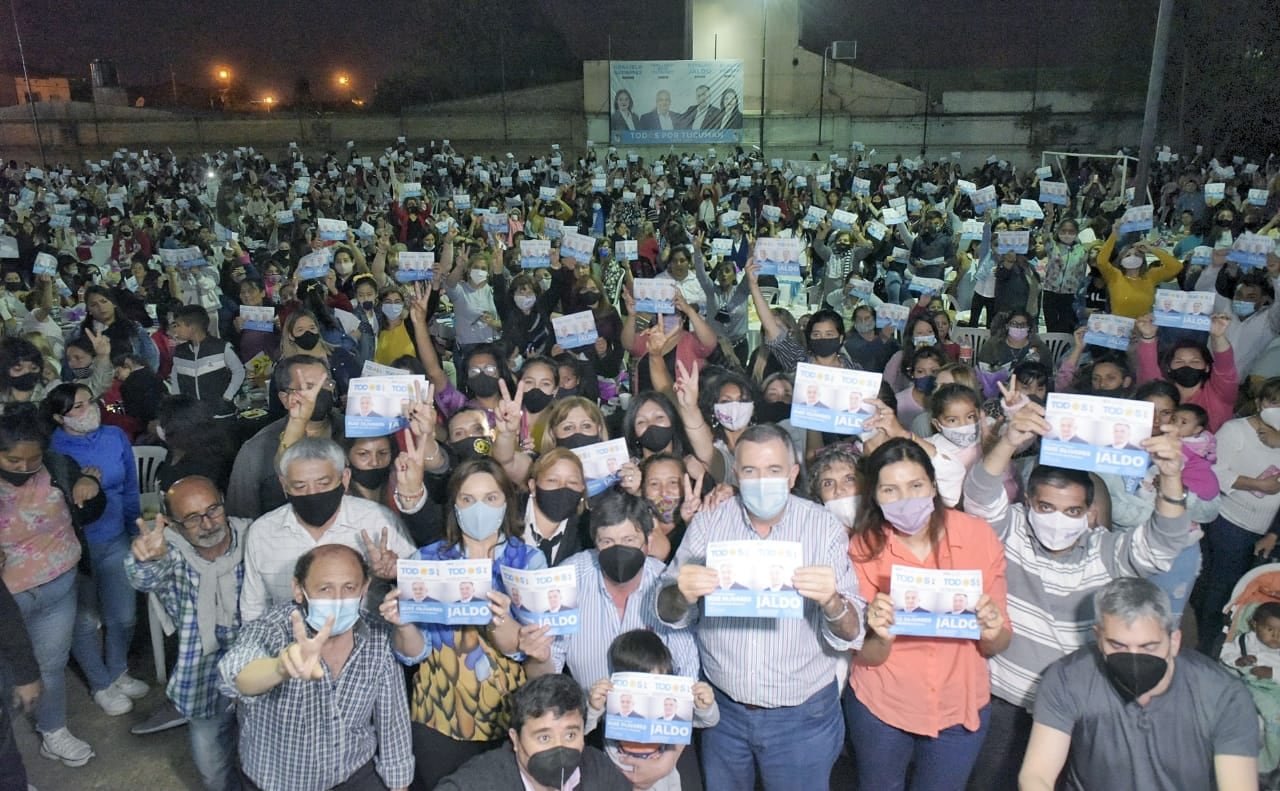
top-left (1221, 563), bottom-right (1280, 786)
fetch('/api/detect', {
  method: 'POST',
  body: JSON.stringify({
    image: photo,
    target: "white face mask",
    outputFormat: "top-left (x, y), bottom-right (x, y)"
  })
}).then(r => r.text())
top-left (335, 260), bottom-right (354, 276)
top-left (938, 423), bottom-right (979, 448)
top-left (825, 495), bottom-right (859, 529)
top-left (1120, 254), bottom-right (1143, 270)
top-left (514, 294), bottom-right (537, 312)
top-left (540, 277), bottom-right (553, 291)
top-left (1027, 507), bottom-right (1090, 551)
top-left (713, 401), bottom-right (755, 431)
top-left (469, 269), bottom-right (488, 285)
top-left (1262, 407), bottom-right (1280, 431)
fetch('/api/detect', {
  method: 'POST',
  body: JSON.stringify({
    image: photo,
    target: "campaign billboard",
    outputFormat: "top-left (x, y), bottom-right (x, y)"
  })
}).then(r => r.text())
top-left (609, 60), bottom-right (745, 145)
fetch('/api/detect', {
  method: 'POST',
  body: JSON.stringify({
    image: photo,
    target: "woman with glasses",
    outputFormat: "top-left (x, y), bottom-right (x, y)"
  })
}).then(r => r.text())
top-left (977, 311), bottom-right (1050, 375)
top-left (266, 310), bottom-right (360, 421)
top-left (41, 383), bottom-right (147, 718)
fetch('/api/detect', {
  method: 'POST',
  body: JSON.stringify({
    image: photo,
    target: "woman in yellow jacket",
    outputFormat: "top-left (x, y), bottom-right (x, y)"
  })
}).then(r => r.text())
top-left (1094, 231), bottom-right (1183, 318)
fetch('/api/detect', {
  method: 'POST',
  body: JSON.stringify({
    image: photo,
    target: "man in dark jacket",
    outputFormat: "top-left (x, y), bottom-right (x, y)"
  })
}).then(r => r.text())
top-left (435, 674), bottom-right (629, 791)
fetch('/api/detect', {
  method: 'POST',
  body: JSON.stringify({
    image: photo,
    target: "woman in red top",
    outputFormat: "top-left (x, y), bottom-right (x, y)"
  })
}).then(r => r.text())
top-left (1133, 312), bottom-right (1238, 431)
top-left (845, 437), bottom-right (1011, 791)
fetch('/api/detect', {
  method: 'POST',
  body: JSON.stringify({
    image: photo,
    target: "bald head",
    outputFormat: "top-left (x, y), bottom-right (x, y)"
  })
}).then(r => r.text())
top-left (291, 544), bottom-right (370, 605)
top-left (164, 475), bottom-right (229, 551)
top-left (165, 475), bottom-right (220, 516)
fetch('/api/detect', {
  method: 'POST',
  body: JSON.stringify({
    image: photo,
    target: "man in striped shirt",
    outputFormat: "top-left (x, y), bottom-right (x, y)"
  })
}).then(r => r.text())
top-left (656, 423), bottom-right (865, 791)
top-left (961, 401), bottom-right (1189, 790)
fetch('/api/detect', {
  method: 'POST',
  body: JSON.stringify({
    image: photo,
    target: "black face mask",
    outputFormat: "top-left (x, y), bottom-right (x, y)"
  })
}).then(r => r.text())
top-left (557, 432), bottom-right (598, 451)
top-left (288, 484), bottom-right (345, 527)
top-left (1103, 650), bottom-right (1168, 702)
top-left (638, 424), bottom-right (674, 453)
top-left (525, 746), bottom-right (583, 789)
top-left (349, 464), bottom-right (391, 490)
top-left (4, 282), bottom-right (23, 292)
top-left (598, 544), bottom-right (647, 584)
top-left (8, 371), bottom-right (39, 392)
top-left (294, 331), bottom-right (321, 350)
top-left (451, 436), bottom-right (492, 461)
top-left (1167, 366), bottom-right (1208, 388)
top-left (469, 373), bottom-right (501, 398)
top-left (579, 291), bottom-right (601, 306)
top-left (524, 388), bottom-right (553, 414)
top-left (0, 466), bottom-right (40, 487)
top-left (1092, 386), bottom-right (1129, 399)
top-left (535, 486), bottom-right (583, 522)
top-left (757, 401), bottom-right (790, 424)
top-left (809, 337), bottom-right (842, 358)
top-left (309, 388), bottom-right (334, 421)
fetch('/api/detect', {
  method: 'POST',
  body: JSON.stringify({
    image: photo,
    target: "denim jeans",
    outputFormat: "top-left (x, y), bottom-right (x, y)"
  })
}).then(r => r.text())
top-left (1148, 541), bottom-right (1202, 622)
top-left (71, 535), bottom-right (138, 691)
top-left (1192, 516), bottom-right (1259, 655)
top-left (702, 682), bottom-right (844, 791)
top-left (844, 687), bottom-right (990, 791)
top-left (13, 568), bottom-right (78, 733)
top-left (884, 271), bottom-right (904, 305)
top-left (189, 699), bottom-right (240, 791)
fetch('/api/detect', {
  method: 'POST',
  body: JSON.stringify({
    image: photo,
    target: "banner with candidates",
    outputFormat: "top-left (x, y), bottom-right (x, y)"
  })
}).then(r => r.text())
top-left (520, 240), bottom-right (551, 269)
top-left (397, 558), bottom-right (492, 625)
top-left (703, 540), bottom-right (804, 619)
top-left (1152, 290), bottom-right (1215, 331)
top-left (888, 565), bottom-right (982, 639)
top-left (789, 363), bottom-right (882, 435)
top-left (344, 376), bottom-right (426, 437)
top-left (570, 438), bottom-right (630, 497)
top-left (609, 60), bottom-right (745, 145)
top-left (1040, 393), bottom-right (1153, 476)
top-left (604, 673), bottom-right (695, 746)
top-left (500, 565), bottom-right (580, 636)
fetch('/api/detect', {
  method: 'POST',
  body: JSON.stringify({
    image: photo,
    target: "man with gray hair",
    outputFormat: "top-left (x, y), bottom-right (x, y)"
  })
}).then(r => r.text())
top-left (1019, 578), bottom-right (1258, 791)
top-left (239, 437), bottom-right (415, 621)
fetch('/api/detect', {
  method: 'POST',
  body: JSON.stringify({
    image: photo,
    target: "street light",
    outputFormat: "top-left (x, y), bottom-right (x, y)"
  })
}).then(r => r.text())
top-left (263, 95), bottom-right (274, 112)
top-left (216, 67), bottom-right (230, 83)
top-left (337, 73), bottom-right (350, 88)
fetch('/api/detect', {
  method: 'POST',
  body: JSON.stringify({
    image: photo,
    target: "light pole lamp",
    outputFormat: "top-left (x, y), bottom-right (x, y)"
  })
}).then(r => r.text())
top-left (759, 0), bottom-right (767, 149)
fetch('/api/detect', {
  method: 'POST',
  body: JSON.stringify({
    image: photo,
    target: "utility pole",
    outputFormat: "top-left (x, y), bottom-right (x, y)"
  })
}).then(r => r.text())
top-left (9, 0), bottom-right (46, 165)
top-left (1132, 0), bottom-right (1175, 205)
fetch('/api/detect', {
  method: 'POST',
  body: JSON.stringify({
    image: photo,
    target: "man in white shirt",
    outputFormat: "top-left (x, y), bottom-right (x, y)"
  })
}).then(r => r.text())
top-left (640, 90), bottom-right (678, 131)
top-left (681, 86), bottom-right (715, 130)
top-left (239, 437), bottom-right (415, 621)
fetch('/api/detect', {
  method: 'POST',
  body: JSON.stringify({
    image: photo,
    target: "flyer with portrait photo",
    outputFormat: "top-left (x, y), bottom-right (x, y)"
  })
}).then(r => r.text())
top-left (317, 218), bottom-right (349, 242)
top-left (520, 240), bottom-right (551, 269)
top-left (239, 305), bottom-right (275, 333)
top-left (876, 303), bottom-right (910, 331)
top-left (1152, 290), bottom-right (1215, 332)
top-left (604, 673), bottom-right (695, 746)
top-left (1228, 232), bottom-right (1272, 268)
top-left (552, 311), bottom-right (599, 350)
top-left (569, 438), bottom-right (630, 497)
top-left (395, 251), bottom-right (435, 283)
top-left (1083, 313), bottom-right (1135, 351)
top-left (634, 279), bottom-right (677, 314)
top-left (296, 248), bottom-right (332, 280)
top-left (616, 239), bottom-right (638, 261)
top-left (397, 558), bottom-right (492, 625)
top-left (754, 237), bottom-right (802, 278)
top-left (789, 363), bottom-right (882, 435)
top-left (500, 565), bottom-right (580, 635)
top-left (888, 565), bottom-right (982, 639)
top-left (711, 238), bottom-right (733, 257)
top-left (1039, 393), bottom-right (1153, 476)
top-left (344, 376), bottom-right (426, 437)
top-left (159, 246), bottom-right (208, 270)
top-left (703, 540), bottom-right (804, 619)
top-left (561, 231), bottom-right (596, 264)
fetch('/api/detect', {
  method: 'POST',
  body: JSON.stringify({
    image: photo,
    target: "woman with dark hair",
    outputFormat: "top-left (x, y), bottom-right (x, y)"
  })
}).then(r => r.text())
top-left (0, 336), bottom-right (52, 404)
top-left (621, 390), bottom-right (713, 479)
top-left (1134, 312), bottom-right (1237, 431)
top-left (153, 395), bottom-right (235, 492)
top-left (883, 313), bottom-right (949, 393)
top-left (1094, 233), bottom-right (1183, 318)
top-left (384, 457), bottom-right (546, 790)
top-left (76, 286), bottom-right (158, 372)
top-left (0, 403), bottom-right (105, 767)
top-left (294, 279), bottom-right (358, 356)
top-left (265, 310), bottom-right (361, 421)
top-left (699, 368), bottom-right (759, 485)
top-left (621, 286), bottom-right (717, 395)
top-left (611, 89), bottom-right (639, 133)
top-left (41, 383), bottom-right (148, 718)
top-left (895, 346), bottom-right (948, 426)
top-left (845, 303), bottom-right (896, 373)
top-left (846, 438), bottom-right (1010, 790)
top-left (503, 272), bottom-right (555, 360)
top-left (977, 310), bottom-right (1050, 375)
top-left (749, 263), bottom-right (857, 371)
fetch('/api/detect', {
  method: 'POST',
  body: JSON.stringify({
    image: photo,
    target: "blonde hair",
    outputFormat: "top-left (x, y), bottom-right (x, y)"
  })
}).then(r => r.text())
top-left (538, 397), bottom-right (608, 453)
top-left (936, 363), bottom-right (980, 393)
top-left (529, 447), bottom-right (587, 488)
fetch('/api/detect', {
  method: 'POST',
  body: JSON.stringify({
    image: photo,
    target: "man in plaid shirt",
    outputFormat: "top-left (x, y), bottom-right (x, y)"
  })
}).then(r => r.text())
top-left (125, 475), bottom-right (248, 791)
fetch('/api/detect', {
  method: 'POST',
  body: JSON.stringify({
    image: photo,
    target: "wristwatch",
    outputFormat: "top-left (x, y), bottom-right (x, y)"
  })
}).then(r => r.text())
top-left (1158, 491), bottom-right (1188, 506)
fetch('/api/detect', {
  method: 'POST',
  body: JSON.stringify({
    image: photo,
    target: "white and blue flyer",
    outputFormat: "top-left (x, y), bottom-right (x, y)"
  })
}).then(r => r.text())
top-left (395, 251), bottom-right (434, 283)
top-left (343, 375), bottom-right (426, 437)
top-left (1117, 204), bottom-right (1153, 235)
top-left (1228, 232), bottom-right (1272, 269)
top-left (996, 230), bottom-right (1030, 255)
top-left (561, 231), bottom-right (595, 264)
top-left (1039, 393), bottom-right (1153, 476)
top-left (789, 363), bottom-right (882, 435)
top-left (239, 305), bottom-right (275, 333)
top-left (634, 278), bottom-right (677, 314)
top-left (604, 673), bottom-right (695, 746)
top-left (520, 240), bottom-right (551, 269)
top-left (831, 208), bottom-right (857, 231)
top-left (1083, 313), bottom-right (1134, 351)
top-left (500, 565), bottom-right (580, 636)
top-left (1039, 181), bottom-right (1069, 206)
top-left (1152, 290), bottom-right (1215, 331)
top-left (907, 276), bottom-right (945, 296)
top-left (569, 438), bottom-right (630, 498)
top-left (876, 302), bottom-right (909, 331)
top-left (296, 248), bottom-right (332, 280)
top-left (754, 237), bottom-right (802, 278)
top-left (159, 246), bottom-right (208, 270)
top-left (703, 540), bottom-right (804, 619)
top-left (552, 311), bottom-right (598, 350)
top-left (317, 218), bottom-right (348, 242)
top-left (888, 565), bottom-right (982, 639)
top-left (711, 237), bottom-right (733, 257)
top-left (397, 558), bottom-right (493, 626)
top-left (616, 239), bottom-right (638, 261)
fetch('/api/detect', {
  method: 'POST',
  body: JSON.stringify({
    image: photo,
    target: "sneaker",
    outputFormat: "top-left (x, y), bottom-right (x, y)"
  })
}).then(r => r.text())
top-left (130, 700), bottom-right (188, 735)
top-left (111, 673), bottom-right (150, 700)
top-left (39, 727), bottom-right (94, 767)
top-left (93, 685), bottom-right (134, 716)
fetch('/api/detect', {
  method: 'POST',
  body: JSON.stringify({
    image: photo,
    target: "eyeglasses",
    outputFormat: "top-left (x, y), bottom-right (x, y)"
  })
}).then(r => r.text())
top-left (175, 503), bottom-right (225, 531)
top-left (468, 364), bottom-right (500, 377)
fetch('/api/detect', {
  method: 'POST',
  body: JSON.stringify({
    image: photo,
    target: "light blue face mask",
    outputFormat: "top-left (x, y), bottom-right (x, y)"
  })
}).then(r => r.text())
top-left (1233, 300), bottom-right (1257, 318)
top-left (381, 302), bottom-right (404, 321)
top-left (456, 500), bottom-right (506, 540)
top-left (739, 477), bottom-right (790, 519)
top-left (302, 593), bottom-right (362, 636)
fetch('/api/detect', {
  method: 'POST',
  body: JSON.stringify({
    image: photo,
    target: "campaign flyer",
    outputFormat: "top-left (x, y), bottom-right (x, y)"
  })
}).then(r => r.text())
top-left (789, 363), bottom-right (882, 435)
top-left (344, 376), bottom-right (426, 437)
top-left (561, 231), bottom-right (596, 264)
top-left (634, 279), bottom-right (677, 314)
top-left (755, 237), bottom-right (802, 278)
top-left (500, 565), bottom-right (580, 636)
top-left (616, 239), bottom-right (638, 261)
top-left (520, 240), bottom-right (551, 269)
top-left (888, 565), bottom-right (982, 639)
top-left (831, 208), bottom-right (857, 231)
top-left (159, 246), bottom-right (208, 270)
top-left (1039, 393), bottom-right (1153, 476)
top-left (1152, 290), bottom-right (1215, 332)
top-left (296, 248), bottom-right (333, 280)
top-left (395, 251), bottom-right (435, 283)
top-left (711, 238), bottom-right (733, 257)
top-left (703, 540), bottom-right (804, 619)
top-left (876, 303), bottom-right (910, 331)
top-left (604, 673), bottom-right (695, 746)
top-left (569, 438), bottom-right (630, 498)
top-left (1083, 313), bottom-right (1135, 351)
top-left (552, 311), bottom-right (599, 350)
top-left (907, 276), bottom-right (945, 296)
top-left (1228, 232), bottom-right (1272, 269)
top-left (397, 558), bottom-right (493, 625)
top-left (240, 305), bottom-right (275, 333)
top-left (996, 230), bottom-right (1030, 255)
top-left (317, 218), bottom-right (349, 241)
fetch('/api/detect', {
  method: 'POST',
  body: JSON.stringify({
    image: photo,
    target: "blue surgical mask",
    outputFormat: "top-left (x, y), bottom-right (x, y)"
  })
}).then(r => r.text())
top-left (456, 500), bottom-right (506, 540)
top-left (739, 476), bottom-right (790, 519)
top-left (302, 593), bottom-right (362, 636)
top-left (381, 303), bottom-right (404, 321)
top-left (1233, 300), bottom-right (1257, 318)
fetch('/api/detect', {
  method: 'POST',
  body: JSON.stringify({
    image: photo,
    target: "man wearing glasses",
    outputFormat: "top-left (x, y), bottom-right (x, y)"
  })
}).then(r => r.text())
top-left (125, 475), bottom-right (250, 791)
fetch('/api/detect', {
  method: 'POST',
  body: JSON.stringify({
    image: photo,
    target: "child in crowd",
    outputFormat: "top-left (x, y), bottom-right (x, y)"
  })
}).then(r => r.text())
top-left (1220, 601), bottom-right (1280, 776)
top-left (587, 630), bottom-right (718, 791)
top-left (1171, 403), bottom-right (1218, 501)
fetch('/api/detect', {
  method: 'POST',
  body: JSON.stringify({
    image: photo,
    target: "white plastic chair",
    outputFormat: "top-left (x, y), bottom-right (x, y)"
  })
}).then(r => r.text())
top-left (1041, 332), bottom-right (1075, 366)
top-left (952, 327), bottom-right (990, 360)
top-left (132, 446), bottom-right (170, 683)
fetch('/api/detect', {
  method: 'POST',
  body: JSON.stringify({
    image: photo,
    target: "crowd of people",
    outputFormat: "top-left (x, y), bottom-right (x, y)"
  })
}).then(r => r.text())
top-left (1, 136), bottom-right (1279, 791)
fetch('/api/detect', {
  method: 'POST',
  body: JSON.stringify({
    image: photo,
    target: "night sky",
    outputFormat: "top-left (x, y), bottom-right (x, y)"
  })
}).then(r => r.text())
top-left (5, 0), bottom-right (1154, 99)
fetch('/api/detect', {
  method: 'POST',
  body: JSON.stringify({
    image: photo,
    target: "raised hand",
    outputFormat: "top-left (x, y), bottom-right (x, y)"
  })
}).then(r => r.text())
top-left (673, 359), bottom-right (699, 412)
top-left (616, 460), bottom-right (642, 495)
top-left (1209, 313), bottom-right (1232, 339)
top-left (676, 564), bottom-right (720, 606)
top-left (996, 378), bottom-right (1028, 415)
top-left (280, 609), bottom-right (333, 681)
top-left (86, 327), bottom-right (111, 358)
top-left (494, 378), bottom-right (526, 436)
top-left (1002, 399), bottom-right (1050, 447)
top-left (517, 623), bottom-right (553, 664)
top-left (396, 427), bottom-right (428, 494)
top-left (1141, 424), bottom-right (1185, 479)
top-left (588, 678), bottom-right (614, 711)
top-left (679, 470), bottom-right (705, 523)
top-left (131, 513), bottom-right (169, 562)
top-left (361, 527), bottom-right (399, 579)
top-left (645, 320), bottom-right (668, 356)
top-left (865, 592), bottom-right (896, 642)
top-left (378, 587), bottom-right (404, 626)
top-left (408, 282), bottom-right (431, 324)
top-left (1134, 313), bottom-right (1156, 340)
